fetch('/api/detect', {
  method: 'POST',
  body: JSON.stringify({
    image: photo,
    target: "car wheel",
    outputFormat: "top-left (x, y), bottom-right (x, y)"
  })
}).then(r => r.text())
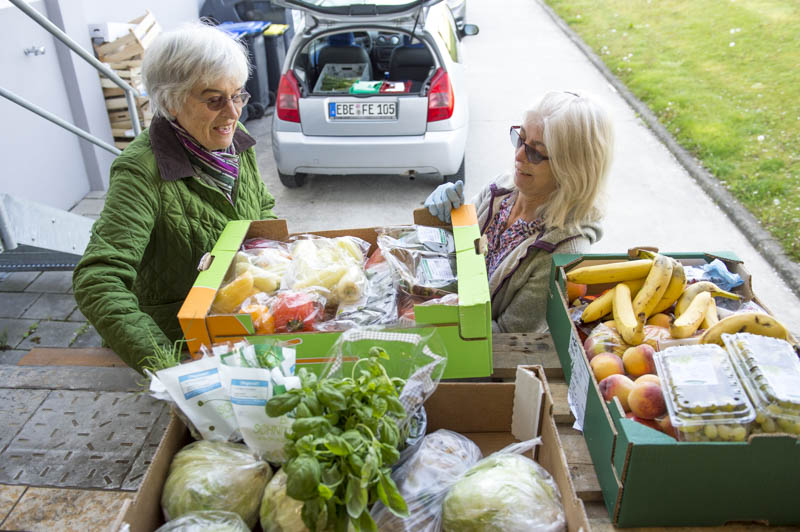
top-left (444, 157), bottom-right (465, 184)
top-left (278, 171), bottom-right (306, 188)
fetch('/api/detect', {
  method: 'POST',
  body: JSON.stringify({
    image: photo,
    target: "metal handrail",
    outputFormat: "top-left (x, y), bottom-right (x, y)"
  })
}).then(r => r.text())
top-left (3, 0), bottom-right (142, 153)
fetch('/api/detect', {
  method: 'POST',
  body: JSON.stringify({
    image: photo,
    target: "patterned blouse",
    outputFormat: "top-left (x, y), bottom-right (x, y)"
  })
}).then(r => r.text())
top-left (485, 193), bottom-right (545, 277)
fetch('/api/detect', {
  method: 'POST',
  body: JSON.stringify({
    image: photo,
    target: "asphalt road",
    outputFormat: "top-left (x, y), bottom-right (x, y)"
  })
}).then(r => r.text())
top-left (247, 0), bottom-right (800, 337)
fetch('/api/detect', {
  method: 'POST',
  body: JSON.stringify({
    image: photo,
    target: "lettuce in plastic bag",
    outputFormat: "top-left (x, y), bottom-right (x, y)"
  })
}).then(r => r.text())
top-left (441, 453), bottom-right (565, 532)
top-left (259, 469), bottom-right (331, 532)
top-left (161, 440), bottom-right (272, 529)
top-left (154, 510), bottom-right (249, 532)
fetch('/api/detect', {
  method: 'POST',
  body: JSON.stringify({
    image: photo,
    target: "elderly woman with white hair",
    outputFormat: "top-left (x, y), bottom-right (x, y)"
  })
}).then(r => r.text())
top-left (73, 23), bottom-right (276, 372)
top-left (425, 91), bottom-right (614, 332)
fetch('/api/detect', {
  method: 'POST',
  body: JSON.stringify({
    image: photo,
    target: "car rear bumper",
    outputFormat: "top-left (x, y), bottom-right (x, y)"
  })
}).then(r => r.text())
top-left (272, 127), bottom-right (467, 176)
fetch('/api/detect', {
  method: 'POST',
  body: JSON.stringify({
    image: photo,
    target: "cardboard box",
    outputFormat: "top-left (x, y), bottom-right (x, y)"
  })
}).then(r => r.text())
top-left (178, 206), bottom-right (492, 379)
top-left (546, 251), bottom-right (800, 527)
top-left (113, 365), bottom-right (589, 532)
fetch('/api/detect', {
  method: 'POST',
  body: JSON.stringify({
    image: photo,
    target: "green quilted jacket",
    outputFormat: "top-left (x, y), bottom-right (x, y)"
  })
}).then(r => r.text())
top-left (73, 116), bottom-right (276, 372)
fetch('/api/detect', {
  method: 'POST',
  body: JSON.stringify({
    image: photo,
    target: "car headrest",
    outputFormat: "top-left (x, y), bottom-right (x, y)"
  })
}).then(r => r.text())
top-left (328, 32), bottom-right (356, 47)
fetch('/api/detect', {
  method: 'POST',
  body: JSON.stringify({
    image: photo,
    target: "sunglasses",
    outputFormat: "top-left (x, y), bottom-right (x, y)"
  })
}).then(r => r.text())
top-left (198, 91), bottom-right (251, 111)
top-left (510, 126), bottom-right (549, 164)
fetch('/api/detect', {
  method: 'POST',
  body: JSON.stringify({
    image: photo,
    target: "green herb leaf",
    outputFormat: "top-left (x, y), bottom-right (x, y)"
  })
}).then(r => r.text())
top-left (324, 434), bottom-right (352, 456)
top-left (266, 391), bottom-right (301, 417)
top-left (345, 476), bottom-right (368, 519)
top-left (301, 496), bottom-right (323, 531)
top-left (319, 381), bottom-right (348, 410)
top-left (378, 469), bottom-right (409, 518)
top-left (318, 482), bottom-right (334, 500)
top-left (385, 396), bottom-right (406, 417)
top-left (286, 455), bottom-right (322, 501)
top-left (357, 508), bottom-right (379, 531)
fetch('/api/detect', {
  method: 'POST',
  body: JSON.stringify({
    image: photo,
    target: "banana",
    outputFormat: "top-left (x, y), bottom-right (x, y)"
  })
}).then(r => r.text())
top-left (674, 281), bottom-right (741, 317)
top-left (670, 291), bottom-right (712, 339)
top-left (650, 259), bottom-right (687, 314)
top-left (567, 259), bottom-right (653, 285)
top-left (580, 278), bottom-right (646, 323)
top-left (699, 312), bottom-right (790, 345)
top-left (632, 253), bottom-right (673, 318)
top-left (613, 282), bottom-right (645, 345)
top-left (701, 298), bottom-right (719, 330)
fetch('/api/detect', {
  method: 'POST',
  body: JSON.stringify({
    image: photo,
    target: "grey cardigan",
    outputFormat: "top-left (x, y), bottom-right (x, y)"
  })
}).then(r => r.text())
top-left (474, 174), bottom-right (602, 333)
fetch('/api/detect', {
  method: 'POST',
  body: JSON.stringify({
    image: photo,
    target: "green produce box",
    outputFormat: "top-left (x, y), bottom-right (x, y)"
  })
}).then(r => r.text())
top-left (546, 251), bottom-right (800, 527)
top-left (178, 207), bottom-right (492, 379)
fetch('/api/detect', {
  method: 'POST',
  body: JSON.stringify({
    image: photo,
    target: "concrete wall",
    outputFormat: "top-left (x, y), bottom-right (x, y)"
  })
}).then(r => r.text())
top-left (0, 0), bottom-right (200, 211)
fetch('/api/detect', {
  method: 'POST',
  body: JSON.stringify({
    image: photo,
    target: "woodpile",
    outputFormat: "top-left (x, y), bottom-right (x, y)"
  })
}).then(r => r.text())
top-left (93, 11), bottom-right (161, 149)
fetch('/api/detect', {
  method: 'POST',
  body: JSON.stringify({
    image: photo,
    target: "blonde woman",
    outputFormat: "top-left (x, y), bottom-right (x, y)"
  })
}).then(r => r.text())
top-left (425, 91), bottom-right (614, 332)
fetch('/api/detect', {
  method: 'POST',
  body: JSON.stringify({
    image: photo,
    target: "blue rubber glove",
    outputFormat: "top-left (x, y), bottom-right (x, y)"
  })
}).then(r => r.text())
top-left (424, 180), bottom-right (464, 223)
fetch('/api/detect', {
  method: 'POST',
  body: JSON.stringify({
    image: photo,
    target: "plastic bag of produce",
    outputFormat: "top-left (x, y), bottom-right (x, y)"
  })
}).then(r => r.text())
top-left (285, 235), bottom-right (370, 305)
top-left (161, 440), bottom-right (272, 529)
top-left (262, 328), bottom-right (448, 531)
top-left (377, 226), bottom-right (458, 295)
top-left (372, 429), bottom-right (482, 531)
top-left (441, 439), bottom-right (566, 532)
top-left (375, 225), bottom-right (456, 254)
top-left (259, 468), bottom-right (331, 532)
top-left (154, 510), bottom-right (250, 532)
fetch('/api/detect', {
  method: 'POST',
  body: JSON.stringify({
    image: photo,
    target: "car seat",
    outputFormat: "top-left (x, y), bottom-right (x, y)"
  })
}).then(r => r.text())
top-left (316, 32), bottom-right (372, 77)
top-left (388, 36), bottom-right (434, 82)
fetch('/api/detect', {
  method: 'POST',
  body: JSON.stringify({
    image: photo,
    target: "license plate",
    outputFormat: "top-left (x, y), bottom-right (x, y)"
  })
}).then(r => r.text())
top-left (329, 101), bottom-right (397, 120)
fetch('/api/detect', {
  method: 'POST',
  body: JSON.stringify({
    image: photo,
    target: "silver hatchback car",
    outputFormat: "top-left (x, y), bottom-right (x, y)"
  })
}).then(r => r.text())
top-left (270, 0), bottom-right (478, 187)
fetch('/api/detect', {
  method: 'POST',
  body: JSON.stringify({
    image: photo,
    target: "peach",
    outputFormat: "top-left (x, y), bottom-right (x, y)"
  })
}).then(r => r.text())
top-left (589, 353), bottom-right (625, 382)
top-left (628, 381), bottom-right (667, 420)
top-left (566, 281), bottom-right (588, 304)
top-left (656, 415), bottom-right (679, 439)
top-left (646, 313), bottom-right (672, 329)
top-left (625, 412), bottom-right (661, 432)
top-left (635, 374), bottom-right (661, 386)
top-left (599, 374), bottom-right (636, 412)
top-left (622, 343), bottom-right (657, 378)
top-left (584, 334), bottom-right (623, 359)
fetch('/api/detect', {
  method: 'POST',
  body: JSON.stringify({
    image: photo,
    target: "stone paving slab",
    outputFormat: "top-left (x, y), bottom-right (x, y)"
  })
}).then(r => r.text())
top-left (0, 318), bottom-right (39, 350)
top-left (16, 321), bottom-right (85, 350)
top-left (25, 271), bottom-right (73, 294)
top-left (0, 391), bottom-right (164, 490)
top-left (66, 307), bottom-right (86, 322)
top-left (69, 325), bottom-right (102, 349)
top-left (20, 294), bottom-right (77, 321)
top-left (0, 389), bottom-right (49, 450)
top-left (0, 350), bottom-right (28, 365)
top-left (0, 365), bottom-right (141, 392)
top-left (0, 292), bottom-right (40, 319)
top-left (0, 272), bottom-right (39, 292)
top-left (2, 486), bottom-right (131, 531)
top-left (0, 484), bottom-right (27, 523)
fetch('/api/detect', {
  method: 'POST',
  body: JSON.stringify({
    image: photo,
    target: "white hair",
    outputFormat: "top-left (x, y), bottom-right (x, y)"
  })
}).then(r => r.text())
top-left (529, 90), bottom-right (614, 231)
top-left (142, 22), bottom-right (251, 118)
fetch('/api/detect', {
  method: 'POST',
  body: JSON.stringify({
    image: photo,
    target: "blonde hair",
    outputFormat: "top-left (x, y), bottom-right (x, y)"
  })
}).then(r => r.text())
top-left (531, 91), bottom-right (614, 232)
top-left (143, 22), bottom-right (251, 118)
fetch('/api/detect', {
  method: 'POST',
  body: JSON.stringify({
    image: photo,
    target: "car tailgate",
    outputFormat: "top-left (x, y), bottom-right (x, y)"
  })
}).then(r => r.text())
top-left (298, 94), bottom-right (429, 136)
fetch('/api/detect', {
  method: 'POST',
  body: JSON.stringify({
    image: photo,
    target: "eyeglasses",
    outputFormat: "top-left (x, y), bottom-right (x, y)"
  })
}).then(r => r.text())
top-left (198, 91), bottom-right (251, 111)
top-left (510, 126), bottom-right (549, 164)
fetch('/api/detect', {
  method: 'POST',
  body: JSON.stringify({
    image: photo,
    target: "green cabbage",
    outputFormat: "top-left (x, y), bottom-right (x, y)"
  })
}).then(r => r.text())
top-left (154, 510), bottom-right (249, 531)
top-left (161, 440), bottom-right (272, 529)
top-left (441, 453), bottom-right (565, 532)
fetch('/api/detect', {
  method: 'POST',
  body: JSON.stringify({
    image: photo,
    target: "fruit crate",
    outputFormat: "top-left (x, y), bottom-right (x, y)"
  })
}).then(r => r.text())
top-left (312, 63), bottom-right (370, 93)
top-left (546, 251), bottom-right (800, 527)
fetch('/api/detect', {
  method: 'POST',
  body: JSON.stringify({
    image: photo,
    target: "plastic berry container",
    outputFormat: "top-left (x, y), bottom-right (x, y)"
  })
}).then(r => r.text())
top-left (654, 344), bottom-right (756, 442)
top-left (722, 332), bottom-right (800, 436)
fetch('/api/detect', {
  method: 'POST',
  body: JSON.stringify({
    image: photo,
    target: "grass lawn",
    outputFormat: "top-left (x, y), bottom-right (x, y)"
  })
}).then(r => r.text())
top-left (545, 0), bottom-right (800, 261)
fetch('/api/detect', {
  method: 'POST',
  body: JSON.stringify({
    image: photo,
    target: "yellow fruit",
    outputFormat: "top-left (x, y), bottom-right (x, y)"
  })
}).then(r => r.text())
top-left (613, 282), bottom-right (645, 345)
top-left (567, 259), bottom-right (653, 285)
top-left (699, 312), bottom-right (790, 345)
top-left (649, 259), bottom-right (687, 314)
top-left (670, 291), bottom-right (712, 339)
top-left (580, 278), bottom-right (646, 323)
top-left (701, 298), bottom-right (719, 330)
top-left (632, 253), bottom-right (673, 319)
top-left (674, 281), bottom-right (740, 317)
top-left (213, 271), bottom-right (255, 314)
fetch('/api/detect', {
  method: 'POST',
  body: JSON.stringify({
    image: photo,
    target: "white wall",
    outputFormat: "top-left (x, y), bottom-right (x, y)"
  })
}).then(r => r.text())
top-left (0, 0), bottom-right (201, 211)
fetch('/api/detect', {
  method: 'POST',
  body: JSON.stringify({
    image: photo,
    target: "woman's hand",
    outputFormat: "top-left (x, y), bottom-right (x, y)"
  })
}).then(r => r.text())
top-left (424, 180), bottom-right (464, 223)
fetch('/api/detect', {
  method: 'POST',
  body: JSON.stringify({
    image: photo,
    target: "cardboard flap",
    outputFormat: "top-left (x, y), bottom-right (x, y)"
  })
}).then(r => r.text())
top-left (511, 366), bottom-right (544, 441)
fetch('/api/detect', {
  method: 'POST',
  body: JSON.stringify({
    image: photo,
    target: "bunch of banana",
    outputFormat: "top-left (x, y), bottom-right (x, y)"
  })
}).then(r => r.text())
top-left (573, 252), bottom-right (685, 330)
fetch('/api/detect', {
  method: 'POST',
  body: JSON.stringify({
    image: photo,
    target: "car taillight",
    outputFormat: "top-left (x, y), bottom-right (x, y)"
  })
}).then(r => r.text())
top-left (277, 71), bottom-right (301, 123)
top-left (427, 68), bottom-right (454, 122)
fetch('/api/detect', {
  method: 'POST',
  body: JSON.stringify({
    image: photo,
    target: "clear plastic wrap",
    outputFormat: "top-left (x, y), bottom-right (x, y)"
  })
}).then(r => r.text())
top-left (372, 429), bottom-right (483, 531)
top-left (441, 439), bottom-right (566, 532)
top-left (377, 226), bottom-right (458, 296)
top-left (262, 328), bottom-right (448, 531)
top-left (259, 468), bottom-right (331, 532)
top-left (154, 510), bottom-right (250, 532)
top-left (269, 289), bottom-right (326, 333)
top-left (161, 440), bottom-right (272, 529)
top-left (285, 235), bottom-right (371, 305)
top-left (583, 322), bottom-right (671, 358)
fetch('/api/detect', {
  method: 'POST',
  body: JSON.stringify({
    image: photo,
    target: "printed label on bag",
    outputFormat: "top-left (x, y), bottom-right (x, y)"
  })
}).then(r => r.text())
top-left (419, 257), bottom-right (455, 283)
top-left (230, 378), bottom-right (270, 406)
top-left (416, 226), bottom-right (455, 253)
top-left (179, 368), bottom-right (222, 399)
